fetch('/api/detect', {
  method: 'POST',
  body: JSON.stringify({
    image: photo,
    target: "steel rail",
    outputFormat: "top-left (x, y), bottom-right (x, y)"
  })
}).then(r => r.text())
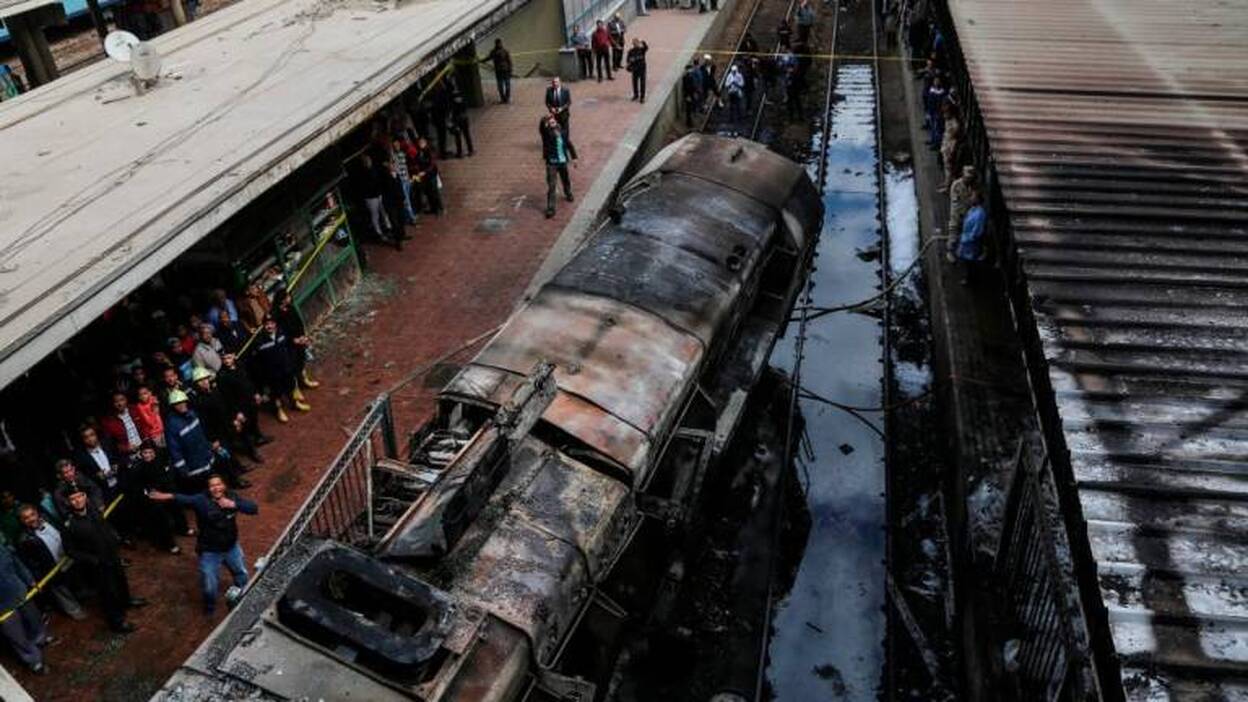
top-left (696, 0), bottom-right (798, 137)
top-left (749, 0), bottom-right (841, 698)
top-left (745, 0), bottom-right (798, 142)
top-left (870, 1), bottom-right (900, 698)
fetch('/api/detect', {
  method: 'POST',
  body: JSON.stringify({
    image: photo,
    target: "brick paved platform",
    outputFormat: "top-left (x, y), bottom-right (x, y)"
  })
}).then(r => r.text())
top-left (7, 7), bottom-right (720, 699)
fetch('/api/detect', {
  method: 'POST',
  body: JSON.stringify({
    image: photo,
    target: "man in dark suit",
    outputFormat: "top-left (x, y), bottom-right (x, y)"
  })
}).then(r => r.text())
top-left (545, 77), bottom-right (572, 137)
top-left (73, 424), bottom-right (141, 540)
top-left (52, 459), bottom-right (106, 519)
top-left (73, 425), bottom-right (123, 498)
top-left (63, 488), bottom-right (144, 633)
top-left (15, 504), bottom-right (86, 619)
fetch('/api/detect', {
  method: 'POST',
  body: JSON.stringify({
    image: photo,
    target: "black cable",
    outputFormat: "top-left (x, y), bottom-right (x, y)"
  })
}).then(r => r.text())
top-left (791, 234), bottom-right (947, 321)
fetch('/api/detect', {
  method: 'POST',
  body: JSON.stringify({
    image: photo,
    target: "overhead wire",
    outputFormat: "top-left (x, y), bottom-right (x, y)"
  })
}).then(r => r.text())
top-left (791, 234), bottom-right (947, 320)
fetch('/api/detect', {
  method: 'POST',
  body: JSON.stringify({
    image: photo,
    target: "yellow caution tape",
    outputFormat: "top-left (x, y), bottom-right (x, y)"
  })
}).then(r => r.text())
top-left (0, 494), bottom-right (125, 624)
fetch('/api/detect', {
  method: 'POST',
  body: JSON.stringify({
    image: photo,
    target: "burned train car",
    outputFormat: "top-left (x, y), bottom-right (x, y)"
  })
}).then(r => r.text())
top-left (159, 134), bottom-right (821, 702)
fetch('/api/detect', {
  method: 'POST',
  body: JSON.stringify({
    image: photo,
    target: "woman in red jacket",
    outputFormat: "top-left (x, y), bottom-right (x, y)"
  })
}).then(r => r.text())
top-left (131, 385), bottom-right (166, 447)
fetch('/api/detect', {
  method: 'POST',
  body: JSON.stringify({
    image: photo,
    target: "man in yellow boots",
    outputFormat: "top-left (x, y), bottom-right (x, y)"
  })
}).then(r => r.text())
top-left (252, 316), bottom-right (310, 422)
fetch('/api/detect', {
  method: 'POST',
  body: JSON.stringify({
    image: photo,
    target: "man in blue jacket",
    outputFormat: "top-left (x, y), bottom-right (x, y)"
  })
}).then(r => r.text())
top-left (955, 189), bottom-right (988, 286)
top-left (150, 474), bottom-right (257, 616)
top-left (0, 544), bottom-right (52, 673)
top-left (164, 390), bottom-right (249, 492)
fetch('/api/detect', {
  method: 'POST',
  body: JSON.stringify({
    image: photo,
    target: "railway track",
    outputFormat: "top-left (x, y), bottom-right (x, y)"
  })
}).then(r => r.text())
top-left (696, 0), bottom-right (796, 138)
top-left (679, 0), bottom-right (931, 697)
top-left (687, 0), bottom-right (884, 697)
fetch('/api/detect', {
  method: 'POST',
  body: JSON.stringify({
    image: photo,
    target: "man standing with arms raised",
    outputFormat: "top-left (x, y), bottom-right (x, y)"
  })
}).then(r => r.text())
top-left (540, 113), bottom-right (578, 220)
top-left (149, 474), bottom-right (258, 617)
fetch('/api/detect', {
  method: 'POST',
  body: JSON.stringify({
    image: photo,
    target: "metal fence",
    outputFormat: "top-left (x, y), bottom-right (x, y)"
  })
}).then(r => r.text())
top-left (918, 0), bottom-right (1123, 697)
top-left (995, 439), bottom-right (1097, 701)
top-left (563, 0), bottom-right (622, 41)
top-left (258, 394), bottom-right (398, 568)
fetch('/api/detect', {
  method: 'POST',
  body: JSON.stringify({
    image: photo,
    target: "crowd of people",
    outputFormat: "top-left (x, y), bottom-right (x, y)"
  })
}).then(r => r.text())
top-left (679, 0), bottom-right (819, 130)
top-left (349, 74), bottom-right (480, 248)
top-left (906, 8), bottom-right (988, 285)
top-left (0, 6), bottom-right (684, 679)
top-left (0, 282), bottom-right (314, 673)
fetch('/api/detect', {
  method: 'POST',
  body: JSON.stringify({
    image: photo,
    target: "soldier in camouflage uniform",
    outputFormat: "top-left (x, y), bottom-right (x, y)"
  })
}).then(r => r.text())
top-left (945, 165), bottom-right (978, 262)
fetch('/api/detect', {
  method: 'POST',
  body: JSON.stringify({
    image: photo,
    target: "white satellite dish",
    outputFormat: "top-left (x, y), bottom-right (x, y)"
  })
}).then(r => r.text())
top-left (104, 30), bottom-right (141, 62)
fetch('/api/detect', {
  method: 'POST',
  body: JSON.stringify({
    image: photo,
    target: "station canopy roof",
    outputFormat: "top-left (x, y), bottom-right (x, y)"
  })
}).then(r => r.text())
top-left (0, 0), bottom-right (60, 20)
top-left (0, 0), bottom-right (522, 388)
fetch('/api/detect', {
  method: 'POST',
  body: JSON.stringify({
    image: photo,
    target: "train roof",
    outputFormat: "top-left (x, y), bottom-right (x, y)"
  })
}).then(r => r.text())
top-left (441, 135), bottom-right (820, 481)
top-left (950, 0), bottom-right (1248, 695)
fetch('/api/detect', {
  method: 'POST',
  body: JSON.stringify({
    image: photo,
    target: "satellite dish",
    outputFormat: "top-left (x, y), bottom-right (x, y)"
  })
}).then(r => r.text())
top-left (104, 30), bottom-right (141, 62)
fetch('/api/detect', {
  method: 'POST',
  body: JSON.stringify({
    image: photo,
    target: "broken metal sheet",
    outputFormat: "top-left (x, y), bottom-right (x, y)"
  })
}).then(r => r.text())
top-left (448, 449), bottom-right (630, 665)
top-left (452, 516), bottom-right (588, 665)
top-left (441, 364), bottom-right (652, 477)
top-left (474, 288), bottom-right (703, 453)
top-left (507, 452), bottom-right (635, 580)
top-left (540, 390), bottom-right (651, 478)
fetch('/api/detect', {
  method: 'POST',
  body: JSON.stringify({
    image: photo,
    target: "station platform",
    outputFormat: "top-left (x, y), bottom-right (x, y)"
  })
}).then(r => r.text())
top-left (6, 6), bottom-right (726, 700)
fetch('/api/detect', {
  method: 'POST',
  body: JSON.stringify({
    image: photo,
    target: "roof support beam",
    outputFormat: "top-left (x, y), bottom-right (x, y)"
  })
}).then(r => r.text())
top-left (5, 4), bottom-right (64, 87)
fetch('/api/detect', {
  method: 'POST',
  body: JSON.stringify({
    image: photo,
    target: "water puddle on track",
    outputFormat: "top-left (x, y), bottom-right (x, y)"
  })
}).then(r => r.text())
top-left (884, 160), bottom-right (932, 401)
top-left (766, 63), bottom-right (886, 701)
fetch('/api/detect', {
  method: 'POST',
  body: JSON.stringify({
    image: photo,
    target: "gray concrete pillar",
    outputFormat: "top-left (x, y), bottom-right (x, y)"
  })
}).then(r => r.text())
top-left (453, 44), bottom-right (485, 109)
top-left (7, 12), bottom-right (59, 88)
top-left (84, 0), bottom-right (106, 44)
top-left (170, 0), bottom-right (188, 26)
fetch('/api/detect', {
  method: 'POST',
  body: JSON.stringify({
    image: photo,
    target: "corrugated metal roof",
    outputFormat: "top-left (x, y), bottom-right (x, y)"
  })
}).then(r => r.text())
top-left (949, 0), bottom-right (1248, 696)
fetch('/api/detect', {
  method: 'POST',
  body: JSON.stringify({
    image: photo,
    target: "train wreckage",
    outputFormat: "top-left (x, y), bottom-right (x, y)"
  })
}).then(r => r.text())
top-left (159, 134), bottom-right (823, 701)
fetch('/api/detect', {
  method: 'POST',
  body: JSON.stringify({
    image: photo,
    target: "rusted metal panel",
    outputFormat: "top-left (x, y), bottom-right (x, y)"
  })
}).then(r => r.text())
top-left (951, 0), bottom-right (1248, 694)
top-left (441, 364), bottom-right (652, 476)
top-left (507, 452), bottom-right (635, 580)
top-left (433, 617), bottom-right (532, 702)
top-left (542, 390), bottom-right (651, 477)
top-left (474, 288), bottom-right (703, 456)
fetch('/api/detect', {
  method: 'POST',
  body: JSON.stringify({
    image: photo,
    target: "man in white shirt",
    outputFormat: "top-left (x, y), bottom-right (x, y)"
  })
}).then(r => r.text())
top-left (15, 505), bottom-right (86, 620)
top-left (74, 426), bottom-right (121, 496)
top-left (72, 427), bottom-right (140, 542)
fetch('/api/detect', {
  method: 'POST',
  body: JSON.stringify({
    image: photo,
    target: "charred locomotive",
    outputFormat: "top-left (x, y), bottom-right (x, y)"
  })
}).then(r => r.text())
top-left (160, 135), bottom-right (821, 702)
